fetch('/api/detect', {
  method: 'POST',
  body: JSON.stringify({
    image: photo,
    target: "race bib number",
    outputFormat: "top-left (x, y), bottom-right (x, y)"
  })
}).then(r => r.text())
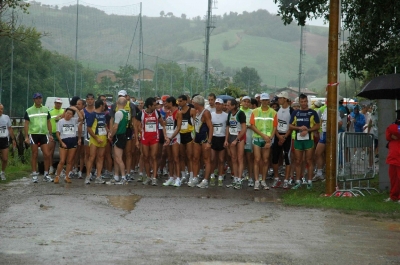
top-left (229, 126), bottom-right (238, 135)
top-left (98, 126), bottom-right (107, 136)
top-left (0, 126), bottom-right (7, 137)
top-left (322, 121), bottom-right (327, 132)
top-left (213, 124), bottom-right (222, 135)
top-left (181, 120), bottom-right (188, 130)
top-left (278, 120), bottom-right (288, 132)
top-left (62, 124), bottom-right (75, 135)
top-left (145, 122), bottom-right (156, 132)
top-left (166, 123), bottom-right (175, 134)
top-left (297, 132), bottom-right (309, 140)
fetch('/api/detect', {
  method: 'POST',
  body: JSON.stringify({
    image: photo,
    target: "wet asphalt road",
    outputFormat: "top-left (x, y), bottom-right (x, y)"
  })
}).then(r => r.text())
top-left (0, 175), bottom-right (399, 265)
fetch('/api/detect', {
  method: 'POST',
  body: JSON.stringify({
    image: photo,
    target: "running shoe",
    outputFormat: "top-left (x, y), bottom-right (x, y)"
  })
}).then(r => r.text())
top-left (271, 179), bottom-right (282, 188)
top-left (173, 177), bottom-right (181, 187)
top-left (95, 177), bottom-right (105, 184)
top-left (0, 172), bottom-right (6, 181)
top-left (49, 166), bottom-right (55, 175)
top-left (254, 180), bottom-right (260, 191)
top-left (64, 176), bottom-right (72, 183)
top-left (312, 174), bottom-right (324, 182)
top-left (151, 178), bottom-right (158, 186)
top-left (85, 176), bottom-right (90, 185)
top-left (77, 171), bottom-right (83, 179)
top-left (54, 176), bottom-right (59, 184)
top-left (218, 179), bottom-right (223, 187)
top-left (143, 177), bottom-right (151, 185)
top-left (197, 179), bottom-right (208, 188)
top-left (189, 177), bottom-right (199, 187)
top-left (282, 181), bottom-right (289, 189)
top-left (260, 180), bottom-right (268, 189)
top-left (137, 174), bottom-right (144, 182)
top-left (163, 177), bottom-right (175, 186)
top-left (292, 182), bottom-right (301, 190)
top-left (248, 178), bottom-right (254, 187)
top-left (306, 183), bottom-right (313, 190)
top-left (234, 179), bottom-right (242, 189)
top-left (210, 175), bottom-right (216, 186)
top-left (43, 174), bottom-right (54, 182)
top-left (180, 176), bottom-right (187, 185)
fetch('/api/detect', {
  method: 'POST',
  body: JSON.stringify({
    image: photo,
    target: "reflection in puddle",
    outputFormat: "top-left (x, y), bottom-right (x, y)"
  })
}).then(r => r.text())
top-left (253, 197), bottom-right (274, 203)
top-left (106, 195), bottom-right (142, 212)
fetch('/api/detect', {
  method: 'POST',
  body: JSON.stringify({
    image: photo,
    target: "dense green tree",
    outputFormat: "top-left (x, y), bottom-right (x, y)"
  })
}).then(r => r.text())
top-left (273, 0), bottom-right (400, 79)
top-left (232, 67), bottom-right (262, 96)
top-left (115, 65), bottom-right (138, 89)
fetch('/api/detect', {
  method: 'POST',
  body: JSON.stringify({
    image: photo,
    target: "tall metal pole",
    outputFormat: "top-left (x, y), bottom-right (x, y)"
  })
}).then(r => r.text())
top-left (0, 69), bottom-right (2, 104)
top-left (10, 10), bottom-right (14, 116)
top-left (53, 70), bottom-right (56, 96)
top-left (170, 66), bottom-right (172, 96)
top-left (27, 71), bottom-right (30, 109)
top-left (155, 56), bottom-right (158, 96)
top-left (74, 0), bottom-right (79, 96)
top-left (298, 25), bottom-right (304, 96)
top-left (138, 2), bottom-right (142, 99)
top-left (204, 0), bottom-right (213, 95)
top-left (326, 0), bottom-right (340, 195)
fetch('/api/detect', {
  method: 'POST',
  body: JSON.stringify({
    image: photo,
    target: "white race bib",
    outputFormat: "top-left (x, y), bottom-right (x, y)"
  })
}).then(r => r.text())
top-left (166, 123), bottom-right (175, 134)
top-left (278, 120), bottom-right (288, 132)
top-left (213, 124), bottom-right (222, 134)
top-left (145, 122), bottom-right (156, 132)
top-left (0, 126), bottom-right (7, 137)
top-left (98, 126), bottom-right (107, 136)
top-left (181, 120), bottom-right (188, 130)
top-left (62, 125), bottom-right (75, 135)
top-left (229, 126), bottom-right (238, 135)
top-left (297, 132), bottom-right (309, 140)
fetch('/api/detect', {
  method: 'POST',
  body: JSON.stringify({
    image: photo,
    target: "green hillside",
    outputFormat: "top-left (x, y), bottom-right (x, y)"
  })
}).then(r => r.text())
top-left (18, 4), bottom-right (330, 94)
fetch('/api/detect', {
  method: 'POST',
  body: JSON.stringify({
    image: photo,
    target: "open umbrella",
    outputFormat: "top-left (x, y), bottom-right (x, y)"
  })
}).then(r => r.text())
top-left (216, 95), bottom-right (234, 103)
top-left (357, 73), bottom-right (400, 99)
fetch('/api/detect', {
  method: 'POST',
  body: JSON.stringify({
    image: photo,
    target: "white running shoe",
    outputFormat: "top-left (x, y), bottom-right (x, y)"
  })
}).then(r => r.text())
top-left (163, 177), bottom-right (175, 186)
top-left (197, 179), bottom-right (208, 188)
top-left (173, 177), bottom-right (181, 187)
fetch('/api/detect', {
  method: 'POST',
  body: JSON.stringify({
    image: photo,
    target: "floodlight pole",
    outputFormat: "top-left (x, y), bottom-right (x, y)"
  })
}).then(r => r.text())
top-left (74, 0), bottom-right (79, 96)
top-left (326, 0), bottom-right (340, 195)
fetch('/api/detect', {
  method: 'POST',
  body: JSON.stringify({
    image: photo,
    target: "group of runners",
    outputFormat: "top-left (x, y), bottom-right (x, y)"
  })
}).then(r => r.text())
top-left (1, 89), bottom-right (354, 191)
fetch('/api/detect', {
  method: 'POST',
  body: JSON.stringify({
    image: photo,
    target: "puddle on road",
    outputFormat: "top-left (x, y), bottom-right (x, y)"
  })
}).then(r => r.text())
top-left (106, 195), bottom-right (142, 212)
top-left (253, 197), bottom-right (274, 203)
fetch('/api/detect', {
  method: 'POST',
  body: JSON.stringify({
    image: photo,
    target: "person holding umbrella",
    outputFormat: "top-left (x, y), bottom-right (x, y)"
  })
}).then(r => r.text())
top-left (385, 110), bottom-right (400, 203)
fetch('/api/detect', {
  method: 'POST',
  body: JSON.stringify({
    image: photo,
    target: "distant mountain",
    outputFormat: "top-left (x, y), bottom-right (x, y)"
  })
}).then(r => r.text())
top-left (19, 3), bottom-right (329, 94)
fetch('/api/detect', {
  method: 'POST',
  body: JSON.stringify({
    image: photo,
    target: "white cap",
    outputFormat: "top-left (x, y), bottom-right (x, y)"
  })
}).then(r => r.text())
top-left (242, 96), bottom-right (251, 101)
top-left (255, 93), bottom-right (261, 98)
top-left (54, 98), bottom-right (63, 103)
top-left (314, 100), bottom-right (322, 107)
top-left (276, 91), bottom-right (289, 99)
top-left (118, 90), bottom-right (127, 97)
top-left (215, 98), bottom-right (224, 104)
top-left (260, 93), bottom-right (270, 100)
top-left (157, 100), bottom-right (163, 105)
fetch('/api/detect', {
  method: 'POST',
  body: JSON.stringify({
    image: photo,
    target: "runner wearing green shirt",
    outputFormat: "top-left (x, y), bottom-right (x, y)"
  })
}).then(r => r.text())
top-left (48, 98), bottom-right (64, 175)
top-left (249, 93), bottom-right (278, 191)
top-left (24, 93), bottom-right (54, 183)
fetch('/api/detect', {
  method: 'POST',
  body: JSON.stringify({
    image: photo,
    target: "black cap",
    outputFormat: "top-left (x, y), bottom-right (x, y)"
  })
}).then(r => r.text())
top-left (70, 96), bottom-right (80, 106)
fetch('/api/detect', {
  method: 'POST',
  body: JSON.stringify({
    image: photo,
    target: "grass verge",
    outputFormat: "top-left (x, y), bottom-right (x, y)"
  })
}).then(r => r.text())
top-left (281, 180), bottom-right (400, 219)
top-left (0, 149), bottom-right (31, 184)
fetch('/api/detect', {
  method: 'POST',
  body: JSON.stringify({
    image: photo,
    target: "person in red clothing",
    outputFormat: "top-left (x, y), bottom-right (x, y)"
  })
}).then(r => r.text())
top-left (385, 110), bottom-right (400, 203)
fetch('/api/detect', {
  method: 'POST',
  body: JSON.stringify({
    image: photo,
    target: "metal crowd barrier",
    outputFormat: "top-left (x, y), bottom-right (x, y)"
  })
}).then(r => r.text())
top-left (333, 132), bottom-right (379, 197)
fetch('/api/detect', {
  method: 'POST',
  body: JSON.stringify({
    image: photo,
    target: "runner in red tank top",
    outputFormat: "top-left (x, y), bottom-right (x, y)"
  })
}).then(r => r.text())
top-left (135, 97), bottom-right (169, 186)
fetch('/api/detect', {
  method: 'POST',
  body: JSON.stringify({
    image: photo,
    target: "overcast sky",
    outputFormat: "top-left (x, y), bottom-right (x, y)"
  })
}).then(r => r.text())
top-left (36, 0), bottom-right (326, 26)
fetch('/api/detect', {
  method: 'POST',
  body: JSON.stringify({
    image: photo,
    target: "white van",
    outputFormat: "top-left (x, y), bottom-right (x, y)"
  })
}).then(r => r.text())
top-left (44, 97), bottom-right (71, 110)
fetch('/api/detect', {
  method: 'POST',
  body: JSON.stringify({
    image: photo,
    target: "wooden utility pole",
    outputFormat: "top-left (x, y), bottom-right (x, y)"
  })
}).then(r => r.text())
top-left (326, 0), bottom-right (340, 195)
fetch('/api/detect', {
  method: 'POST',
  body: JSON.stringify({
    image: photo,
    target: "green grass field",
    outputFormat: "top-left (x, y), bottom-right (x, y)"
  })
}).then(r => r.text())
top-left (180, 30), bottom-right (320, 88)
top-left (282, 179), bottom-right (400, 219)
